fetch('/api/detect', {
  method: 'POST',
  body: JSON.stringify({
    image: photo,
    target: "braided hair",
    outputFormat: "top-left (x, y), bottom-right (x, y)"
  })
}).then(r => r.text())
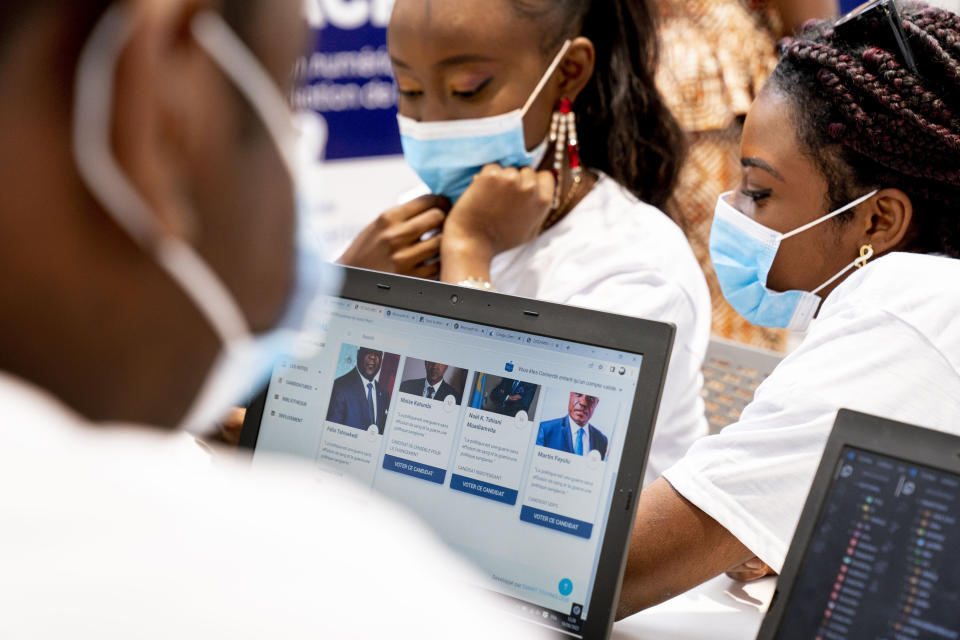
top-left (771, 1), bottom-right (960, 258)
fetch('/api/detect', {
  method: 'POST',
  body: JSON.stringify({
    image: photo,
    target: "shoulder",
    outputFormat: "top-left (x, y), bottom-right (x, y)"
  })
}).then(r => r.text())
top-left (575, 176), bottom-right (707, 282)
top-left (333, 371), bottom-right (355, 387)
top-left (500, 174), bottom-right (710, 316)
top-left (820, 253), bottom-right (960, 369)
top-left (826, 252), bottom-right (960, 309)
top-left (576, 175), bottom-right (692, 246)
top-left (539, 417), bottom-right (565, 431)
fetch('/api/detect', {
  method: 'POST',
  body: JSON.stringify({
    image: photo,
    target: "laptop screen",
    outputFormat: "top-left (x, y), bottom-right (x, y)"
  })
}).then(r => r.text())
top-left (773, 446), bottom-right (960, 640)
top-left (249, 295), bottom-right (646, 637)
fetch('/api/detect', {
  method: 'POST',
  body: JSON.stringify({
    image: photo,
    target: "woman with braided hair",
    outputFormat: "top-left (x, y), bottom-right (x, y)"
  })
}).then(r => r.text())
top-left (617, 0), bottom-right (960, 615)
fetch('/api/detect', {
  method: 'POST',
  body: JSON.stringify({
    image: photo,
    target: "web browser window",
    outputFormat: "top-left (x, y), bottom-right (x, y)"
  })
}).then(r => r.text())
top-left (252, 296), bottom-right (645, 637)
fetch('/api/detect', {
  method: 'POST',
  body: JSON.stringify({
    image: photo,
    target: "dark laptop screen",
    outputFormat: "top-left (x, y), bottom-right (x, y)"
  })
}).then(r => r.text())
top-left (774, 446), bottom-right (960, 640)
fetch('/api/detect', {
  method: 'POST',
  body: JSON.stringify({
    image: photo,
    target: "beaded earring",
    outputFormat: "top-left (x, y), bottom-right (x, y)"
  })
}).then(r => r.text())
top-left (548, 98), bottom-right (583, 210)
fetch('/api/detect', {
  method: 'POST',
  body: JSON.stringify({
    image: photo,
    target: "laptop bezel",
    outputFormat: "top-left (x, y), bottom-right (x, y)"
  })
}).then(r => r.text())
top-left (756, 408), bottom-right (960, 639)
top-left (240, 264), bottom-right (676, 640)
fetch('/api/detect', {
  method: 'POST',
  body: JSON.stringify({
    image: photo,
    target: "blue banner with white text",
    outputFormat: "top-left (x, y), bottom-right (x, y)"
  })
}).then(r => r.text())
top-left (295, 0), bottom-right (401, 160)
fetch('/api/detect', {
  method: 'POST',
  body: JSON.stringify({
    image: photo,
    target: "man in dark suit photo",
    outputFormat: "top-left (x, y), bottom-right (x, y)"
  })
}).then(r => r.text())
top-left (399, 361), bottom-right (462, 404)
top-left (536, 393), bottom-right (608, 460)
top-left (326, 347), bottom-right (389, 434)
top-left (487, 377), bottom-right (536, 417)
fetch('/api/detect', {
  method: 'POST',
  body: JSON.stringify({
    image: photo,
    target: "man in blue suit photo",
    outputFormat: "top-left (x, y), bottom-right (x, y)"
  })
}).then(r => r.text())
top-left (536, 393), bottom-right (608, 461)
top-left (486, 377), bottom-right (536, 417)
top-left (326, 347), bottom-right (390, 434)
top-left (399, 361), bottom-right (462, 404)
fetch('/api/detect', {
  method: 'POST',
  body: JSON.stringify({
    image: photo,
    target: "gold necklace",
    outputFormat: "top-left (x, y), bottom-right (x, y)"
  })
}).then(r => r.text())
top-left (541, 173), bottom-right (586, 232)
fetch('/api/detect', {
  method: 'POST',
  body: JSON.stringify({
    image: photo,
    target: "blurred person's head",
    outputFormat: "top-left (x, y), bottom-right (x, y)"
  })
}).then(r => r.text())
top-left (0, 0), bottom-right (306, 427)
top-left (423, 361), bottom-right (447, 385)
top-left (388, 0), bottom-right (684, 208)
top-left (729, 0), bottom-right (959, 303)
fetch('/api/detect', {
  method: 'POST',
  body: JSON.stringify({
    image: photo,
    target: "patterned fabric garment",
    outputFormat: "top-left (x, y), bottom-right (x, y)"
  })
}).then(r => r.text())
top-left (656, 0), bottom-right (788, 351)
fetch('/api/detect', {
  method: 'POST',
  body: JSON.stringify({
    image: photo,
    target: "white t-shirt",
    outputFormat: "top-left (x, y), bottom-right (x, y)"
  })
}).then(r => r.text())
top-left (491, 174), bottom-right (712, 485)
top-left (663, 252), bottom-right (960, 572)
top-left (0, 373), bottom-right (550, 639)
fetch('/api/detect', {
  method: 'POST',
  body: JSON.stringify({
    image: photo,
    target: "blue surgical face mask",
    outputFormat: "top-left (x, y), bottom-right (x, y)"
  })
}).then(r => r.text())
top-left (710, 190), bottom-right (877, 331)
top-left (73, 6), bottom-right (338, 433)
top-left (397, 41), bottom-right (572, 202)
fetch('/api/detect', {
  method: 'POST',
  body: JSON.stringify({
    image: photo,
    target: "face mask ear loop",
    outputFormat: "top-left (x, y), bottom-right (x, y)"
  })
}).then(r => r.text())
top-left (190, 13), bottom-right (299, 179)
top-left (781, 190), bottom-right (879, 241)
top-left (521, 39), bottom-right (573, 118)
top-left (810, 245), bottom-right (875, 296)
top-left (73, 5), bottom-right (161, 248)
top-left (73, 4), bottom-right (250, 346)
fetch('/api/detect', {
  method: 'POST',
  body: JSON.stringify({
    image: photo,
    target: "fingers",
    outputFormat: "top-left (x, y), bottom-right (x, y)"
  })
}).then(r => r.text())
top-left (521, 167), bottom-right (554, 211)
top-left (394, 234), bottom-right (442, 271)
top-left (396, 207), bottom-right (445, 241)
top-left (536, 169), bottom-right (556, 204)
top-left (218, 407), bottom-right (247, 447)
top-left (479, 163), bottom-right (502, 178)
top-left (386, 194), bottom-right (451, 223)
top-left (477, 164), bottom-right (553, 196)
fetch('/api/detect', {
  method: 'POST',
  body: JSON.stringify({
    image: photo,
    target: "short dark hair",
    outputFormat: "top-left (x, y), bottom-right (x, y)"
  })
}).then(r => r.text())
top-left (0, 0), bottom-right (261, 135)
top-left (771, 1), bottom-right (960, 258)
top-left (1, 1), bottom-right (252, 60)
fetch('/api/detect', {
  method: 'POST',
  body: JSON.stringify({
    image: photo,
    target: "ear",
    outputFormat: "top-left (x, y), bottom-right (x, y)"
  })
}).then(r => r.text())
top-left (861, 188), bottom-right (913, 255)
top-left (558, 36), bottom-right (595, 103)
top-left (110, 0), bottom-right (208, 242)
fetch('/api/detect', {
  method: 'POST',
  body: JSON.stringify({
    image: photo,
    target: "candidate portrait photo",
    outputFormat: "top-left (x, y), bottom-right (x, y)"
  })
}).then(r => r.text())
top-left (536, 391), bottom-right (611, 461)
top-left (469, 372), bottom-right (541, 419)
top-left (325, 344), bottom-right (400, 434)
top-left (398, 358), bottom-right (467, 404)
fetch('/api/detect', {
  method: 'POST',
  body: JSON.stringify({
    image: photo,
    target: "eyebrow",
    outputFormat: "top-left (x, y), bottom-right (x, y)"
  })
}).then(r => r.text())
top-left (390, 54), bottom-right (497, 71)
top-left (741, 157), bottom-right (785, 182)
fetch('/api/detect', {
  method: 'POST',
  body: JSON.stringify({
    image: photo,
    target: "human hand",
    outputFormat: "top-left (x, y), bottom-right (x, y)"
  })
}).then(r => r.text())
top-left (338, 194), bottom-right (449, 278)
top-left (508, 394), bottom-right (523, 402)
top-left (440, 165), bottom-right (554, 283)
top-left (217, 407), bottom-right (246, 447)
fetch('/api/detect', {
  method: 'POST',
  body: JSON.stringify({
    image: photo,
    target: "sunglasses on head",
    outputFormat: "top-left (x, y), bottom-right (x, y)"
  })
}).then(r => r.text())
top-left (833, 0), bottom-right (919, 74)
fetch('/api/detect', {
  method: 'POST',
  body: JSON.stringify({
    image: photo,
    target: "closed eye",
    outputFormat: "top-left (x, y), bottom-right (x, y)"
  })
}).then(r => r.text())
top-left (741, 188), bottom-right (772, 202)
top-left (452, 77), bottom-right (493, 99)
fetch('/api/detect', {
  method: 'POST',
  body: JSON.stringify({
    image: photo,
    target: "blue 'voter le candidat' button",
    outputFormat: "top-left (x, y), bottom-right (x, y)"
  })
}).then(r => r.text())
top-left (382, 454), bottom-right (446, 485)
top-left (519, 506), bottom-right (593, 539)
top-left (449, 474), bottom-right (519, 505)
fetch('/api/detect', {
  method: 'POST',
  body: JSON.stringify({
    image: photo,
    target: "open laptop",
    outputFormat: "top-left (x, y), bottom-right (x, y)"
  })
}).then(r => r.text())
top-left (240, 265), bottom-right (675, 639)
top-left (757, 409), bottom-right (960, 640)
